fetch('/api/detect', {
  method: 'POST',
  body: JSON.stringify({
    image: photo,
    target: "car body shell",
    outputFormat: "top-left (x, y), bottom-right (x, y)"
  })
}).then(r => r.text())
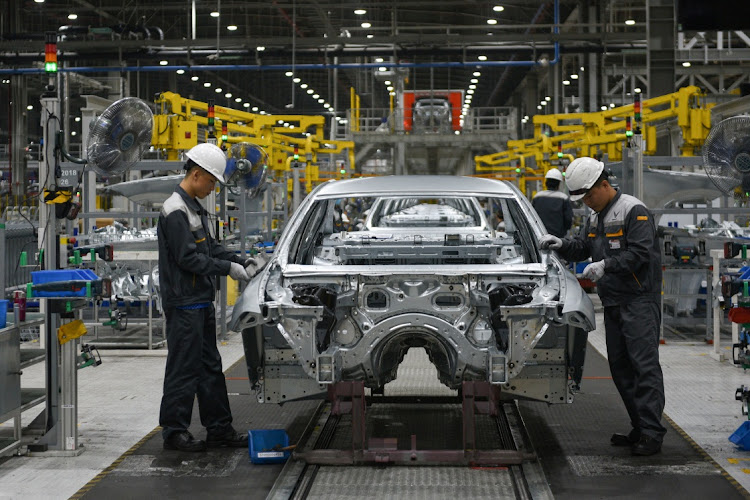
top-left (230, 175), bottom-right (595, 405)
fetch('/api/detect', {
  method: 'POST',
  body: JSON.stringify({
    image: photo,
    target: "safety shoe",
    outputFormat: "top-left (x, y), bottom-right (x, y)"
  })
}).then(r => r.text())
top-left (610, 429), bottom-right (640, 447)
top-left (163, 431), bottom-right (207, 452)
top-left (632, 435), bottom-right (662, 456)
top-left (206, 428), bottom-right (248, 448)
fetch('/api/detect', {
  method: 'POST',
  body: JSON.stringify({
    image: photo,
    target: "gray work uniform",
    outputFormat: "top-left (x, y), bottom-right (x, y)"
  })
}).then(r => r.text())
top-left (557, 190), bottom-right (666, 442)
top-left (532, 189), bottom-right (573, 238)
top-left (157, 185), bottom-right (244, 439)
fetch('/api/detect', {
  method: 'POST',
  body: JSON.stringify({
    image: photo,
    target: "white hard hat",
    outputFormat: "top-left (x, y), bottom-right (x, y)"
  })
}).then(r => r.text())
top-left (545, 168), bottom-right (563, 182)
top-left (565, 157), bottom-right (605, 201)
top-left (185, 143), bottom-right (227, 183)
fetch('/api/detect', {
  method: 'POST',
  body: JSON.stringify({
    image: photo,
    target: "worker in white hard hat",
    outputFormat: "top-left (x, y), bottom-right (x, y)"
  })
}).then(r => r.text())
top-left (539, 156), bottom-right (665, 456)
top-left (157, 142), bottom-right (258, 452)
top-left (531, 167), bottom-right (573, 238)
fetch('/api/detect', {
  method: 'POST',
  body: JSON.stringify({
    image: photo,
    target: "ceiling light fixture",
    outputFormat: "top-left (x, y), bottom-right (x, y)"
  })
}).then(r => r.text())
top-left (176, 69), bottom-right (185, 74)
top-left (191, 75), bottom-right (199, 81)
top-left (354, 9), bottom-right (366, 15)
top-left (227, 25), bottom-right (238, 31)
top-left (159, 60), bottom-right (168, 65)
top-left (625, 19), bottom-right (635, 25)
top-left (361, 22), bottom-right (371, 28)
top-left (493, 6), bottom-right (505, 12)
top-left (68, 14), bottom-right (78, 20)
top-left (478, 55), bottom-right (487, 61)
top-left (210, 11), bottom-right (220, 17)
top-left (682, 61), bottom-right (691, 67)
top-left (293, 77), bottom-right (301, 83)
top-left (487, 19), bottom-right (497, 25)
top-left (225, 92), bottom-right (232, 98)
top-left (570, 74), bottom-right (579, 79)
top-left (300, 83), bottom-right (308, 88)
top-left (257, 46), bottom-right (265, 51)
top-left (204, 82), bottom-right (211, 87)
top-left (285, 71), bottom-right (293, 77)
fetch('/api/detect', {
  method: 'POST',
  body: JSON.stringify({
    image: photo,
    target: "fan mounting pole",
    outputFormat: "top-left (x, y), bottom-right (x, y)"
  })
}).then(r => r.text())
top-left (631, 132), bottom-right (644, 201)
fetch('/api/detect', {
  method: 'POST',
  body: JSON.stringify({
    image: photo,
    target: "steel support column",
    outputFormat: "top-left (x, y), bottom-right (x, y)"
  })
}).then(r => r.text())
top-left (648, 0), bottom-right (676, 155)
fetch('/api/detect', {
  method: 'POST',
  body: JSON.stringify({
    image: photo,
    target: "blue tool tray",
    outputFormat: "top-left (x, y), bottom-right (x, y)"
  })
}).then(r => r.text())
top-left (249, 429), bottom-right (290, 464)
top-left (31, 269), bottom-right (101, 297)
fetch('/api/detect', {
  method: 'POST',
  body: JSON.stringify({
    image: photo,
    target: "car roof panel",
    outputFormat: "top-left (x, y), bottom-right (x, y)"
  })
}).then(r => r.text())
top-left (313, 176), bottom-right (515, 197)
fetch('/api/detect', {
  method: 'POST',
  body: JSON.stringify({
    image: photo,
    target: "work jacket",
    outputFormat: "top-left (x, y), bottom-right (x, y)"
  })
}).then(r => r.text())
top-left (532, 189), bottom-right (573, 238)
top-left (158, 185), bottom-right (242, 309)
top-left (558, 190), bottom-right (662, 307)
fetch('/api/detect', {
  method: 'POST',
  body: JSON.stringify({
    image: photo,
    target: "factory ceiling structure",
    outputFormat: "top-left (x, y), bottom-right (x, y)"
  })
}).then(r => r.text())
top-left (0, 0), bottom-right (664, 141)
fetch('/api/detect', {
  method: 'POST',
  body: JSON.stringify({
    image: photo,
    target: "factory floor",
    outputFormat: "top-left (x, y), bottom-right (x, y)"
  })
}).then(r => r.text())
top-left (1, 296), bottom-right (749, 499)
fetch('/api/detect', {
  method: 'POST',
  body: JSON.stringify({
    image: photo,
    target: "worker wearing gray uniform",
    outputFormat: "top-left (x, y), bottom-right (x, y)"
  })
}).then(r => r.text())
top-left (539, 156), bottom-right (665, 456)
top-left (158, 143), bottom-right (255, 452)
top-left (532, 167), bottom-right (573, 238)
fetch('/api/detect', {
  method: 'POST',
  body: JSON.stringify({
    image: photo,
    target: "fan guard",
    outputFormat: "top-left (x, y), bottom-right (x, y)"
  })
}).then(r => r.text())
top-left (703, 115), bottom-right (750, 197)
top-left (226, 142), bottom-right (268, 197)
top-left (86, 97), bottom-right (154, 176)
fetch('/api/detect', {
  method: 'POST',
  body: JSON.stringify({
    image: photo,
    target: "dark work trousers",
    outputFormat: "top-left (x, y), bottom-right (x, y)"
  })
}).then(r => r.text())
top-left (604, 299), bottom-right (667, 441)
top-left (159, 305), bottom-right (233, 439)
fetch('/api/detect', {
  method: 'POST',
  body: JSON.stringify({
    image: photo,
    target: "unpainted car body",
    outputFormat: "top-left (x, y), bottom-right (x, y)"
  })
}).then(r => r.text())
top-left (412, 97), bottom-right (452, 133)
top-left (230, 176), bottom-right (594, 405)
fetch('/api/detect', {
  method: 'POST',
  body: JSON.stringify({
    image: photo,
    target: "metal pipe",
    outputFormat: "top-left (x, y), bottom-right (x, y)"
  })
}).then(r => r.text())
top-left (2, 58), bottom-right (565, 75)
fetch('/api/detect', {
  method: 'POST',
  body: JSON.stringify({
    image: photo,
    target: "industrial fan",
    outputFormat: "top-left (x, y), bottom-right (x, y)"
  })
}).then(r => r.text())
top-left (703, 115), bottom-right (750, 201)
top-left (225, 142), bottom-right (268, 198)
top-left (47, 97), bottom-right (153, 219)
top-left (86, 97), bottom-right (154, 176)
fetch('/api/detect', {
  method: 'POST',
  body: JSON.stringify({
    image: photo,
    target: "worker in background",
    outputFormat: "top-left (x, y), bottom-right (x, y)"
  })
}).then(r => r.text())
top-left (532, 167), bottom-right (573, 238)
top-left (539, 157), bottom-right (665, 456)
top-left (494, 210), bottom-right (506, 231)
top-left (158, 143), bottom-right (257, 452)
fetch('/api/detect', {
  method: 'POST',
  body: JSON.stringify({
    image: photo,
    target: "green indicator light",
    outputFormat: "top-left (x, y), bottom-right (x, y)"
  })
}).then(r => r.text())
top-left (340, 169), bottom-right (346, 174)
top-left (557, 152), bottom-right (563, 158)
top-left (626, 130), bottom-right (633, 137)
top-left (515, 168), bottom-right (521, 173)
top-left (45, 62), bottom-right (57, 73)
top-left (293, 154), bottom-right (299, 160)
top-left (221, 134), bottom-right (228, 141)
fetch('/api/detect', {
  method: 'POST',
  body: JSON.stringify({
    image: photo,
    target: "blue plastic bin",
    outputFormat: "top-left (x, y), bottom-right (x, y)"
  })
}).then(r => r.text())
top-left (0, 299), bottom-right (7, 328)
top-left (730, 421), bottom-right (750, 450)
top-left (249, 429), bottom-right (290, 464)
top-left (31, 269), bottom-right (99, 297)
